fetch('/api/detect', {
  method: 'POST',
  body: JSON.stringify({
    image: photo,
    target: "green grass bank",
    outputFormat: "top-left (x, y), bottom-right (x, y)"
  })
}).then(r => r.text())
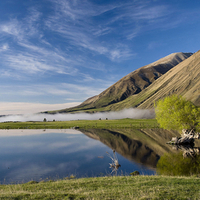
top-left (0, 118), bottom-right (159, 129)
top-left (0, 175), bottom-right (199, 199)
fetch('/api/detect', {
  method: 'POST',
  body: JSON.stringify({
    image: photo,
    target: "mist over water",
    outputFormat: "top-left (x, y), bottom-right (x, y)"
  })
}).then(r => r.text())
top-left (0, 108), bottom-right (155, 122)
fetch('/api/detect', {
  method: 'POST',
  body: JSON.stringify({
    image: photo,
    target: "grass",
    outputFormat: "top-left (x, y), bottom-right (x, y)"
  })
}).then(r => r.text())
top-left (0, 118), bottom-right (194, 199)
top-left (0, 175), bottom-right (199, 199)
top-left (0, 118), bottom-right (159, 129)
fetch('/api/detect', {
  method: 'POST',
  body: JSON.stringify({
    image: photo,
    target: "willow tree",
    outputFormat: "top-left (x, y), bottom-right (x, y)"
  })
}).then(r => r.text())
top-left (155, 95), bottom-right (200, 132)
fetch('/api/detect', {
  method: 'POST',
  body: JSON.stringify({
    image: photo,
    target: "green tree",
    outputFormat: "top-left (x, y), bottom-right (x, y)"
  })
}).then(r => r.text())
top-left (155, 95), bottom-right (200, 131)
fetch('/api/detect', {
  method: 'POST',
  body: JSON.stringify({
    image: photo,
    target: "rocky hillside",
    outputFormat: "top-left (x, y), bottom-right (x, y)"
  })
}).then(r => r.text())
top-left (50, 52), bottom-right (192, 113)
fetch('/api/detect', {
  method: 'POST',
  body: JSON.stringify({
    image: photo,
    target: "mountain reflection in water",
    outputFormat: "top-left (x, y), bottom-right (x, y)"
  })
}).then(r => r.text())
top-left (81, 128), bottom-right (180, 168)
top-left (0, 128), bottom-right (182, 184)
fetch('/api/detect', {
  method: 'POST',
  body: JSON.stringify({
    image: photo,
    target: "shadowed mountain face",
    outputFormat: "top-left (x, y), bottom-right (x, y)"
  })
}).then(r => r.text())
top-left (120, 50), bottom-right (200, 109)
top-left (138, 50), bottom-right (200, 108)
top-left (80, 52), bottom-right (192, 108)
top-left (51, 52), bottom-right (192, 113)
top-left (81, 128), bottom-right (180, 168)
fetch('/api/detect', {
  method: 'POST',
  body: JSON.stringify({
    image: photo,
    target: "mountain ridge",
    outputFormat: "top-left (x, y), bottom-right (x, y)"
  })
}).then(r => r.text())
top-left (46, 52), bottom-right (194, 114)
top-left (103, 50), bottom-right (200, 110)
top-left (80, 52), bottom-right (192, 108)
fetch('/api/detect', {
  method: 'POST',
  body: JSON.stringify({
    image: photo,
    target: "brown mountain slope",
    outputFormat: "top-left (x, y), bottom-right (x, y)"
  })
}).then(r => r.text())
top-left (81, 52), bottom-right (192, 108)
top-left (138, 50), bottom-right (200, 108)
top-left (54, 52), bottom-right (192, 113)
top-left (107, 50), bottom-right (200, 110)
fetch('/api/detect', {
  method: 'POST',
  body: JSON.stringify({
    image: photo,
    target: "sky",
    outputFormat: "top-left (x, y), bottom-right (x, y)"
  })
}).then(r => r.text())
top-left (0, 0), bottom-right (200, 115)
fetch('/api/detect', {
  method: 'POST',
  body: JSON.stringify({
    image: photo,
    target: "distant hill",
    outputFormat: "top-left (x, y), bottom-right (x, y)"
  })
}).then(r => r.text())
top-left (47, 52), bottom-right (194, 114)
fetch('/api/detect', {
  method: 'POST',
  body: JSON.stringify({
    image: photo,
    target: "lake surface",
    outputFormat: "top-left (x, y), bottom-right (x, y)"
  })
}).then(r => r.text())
top-left (0, 129), bottom-right (157, 184)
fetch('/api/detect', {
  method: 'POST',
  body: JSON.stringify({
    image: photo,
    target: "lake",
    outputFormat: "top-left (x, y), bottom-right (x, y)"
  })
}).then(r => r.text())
top-left (0, 128), bottom-right (180, 184)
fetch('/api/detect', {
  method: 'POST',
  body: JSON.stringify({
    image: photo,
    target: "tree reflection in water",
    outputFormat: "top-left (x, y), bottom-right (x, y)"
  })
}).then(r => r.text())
top-left (157, 145), bottom-right (200, 176)
top-left (106, 150), bottom-right (121, 175)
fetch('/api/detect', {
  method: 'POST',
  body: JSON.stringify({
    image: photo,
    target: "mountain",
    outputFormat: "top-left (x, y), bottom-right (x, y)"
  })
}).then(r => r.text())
top-left (112, 50), bottom-right (200, 110)
top-left (47, 52), bottom-right (194, 114)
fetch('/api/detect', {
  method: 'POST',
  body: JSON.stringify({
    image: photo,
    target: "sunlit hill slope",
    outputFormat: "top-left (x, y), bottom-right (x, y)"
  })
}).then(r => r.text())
top-left (47, 51), bottom-right (198, 113)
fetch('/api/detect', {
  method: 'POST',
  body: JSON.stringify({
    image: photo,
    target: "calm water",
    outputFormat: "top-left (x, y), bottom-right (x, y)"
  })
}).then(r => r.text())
top-left (0, 129), bottom-right (155, 184)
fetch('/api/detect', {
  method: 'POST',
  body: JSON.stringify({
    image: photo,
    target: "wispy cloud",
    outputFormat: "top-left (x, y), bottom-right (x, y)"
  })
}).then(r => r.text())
top-left (51, 0), bottom-right (119, 20)
top-left (6, 54), bottom-right (54, 74)
top-left (0, 102), bottom-right (81, 115)
top-left (0, 16), bottom-right (112, 80)
top-left (0, 7), bottom-right (42, 40)
top-left (0, 43), bottom-right (9, 52)
top-left (0, 0), bottom-right (184, 80)
top-left (0, 81), bottom-right (108, 105)
top-left (0, 0), bottom-right (199, 115)
top-left (0, 19), bottom-right (24, 41)
top-left (0, 84), bottom-right (71, 97)
top-left (45, 0), bottom-right (134, 61)
top-left (108, 3), bottom-right (173, 40)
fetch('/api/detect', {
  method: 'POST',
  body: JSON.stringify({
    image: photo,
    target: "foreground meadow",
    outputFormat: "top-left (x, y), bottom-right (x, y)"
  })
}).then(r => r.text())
top-left (0, 119), bottom-right (198, 199)
top-left (0, 175), bottom-right (199, 199)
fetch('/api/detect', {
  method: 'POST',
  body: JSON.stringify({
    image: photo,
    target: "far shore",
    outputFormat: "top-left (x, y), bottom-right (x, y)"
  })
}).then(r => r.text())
top-left (0, 118), bottom-right (159, 130)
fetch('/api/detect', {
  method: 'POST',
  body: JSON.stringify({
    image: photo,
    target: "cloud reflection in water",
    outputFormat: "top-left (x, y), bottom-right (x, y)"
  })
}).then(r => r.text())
top-left (0, 129), bottom-right (155, 184)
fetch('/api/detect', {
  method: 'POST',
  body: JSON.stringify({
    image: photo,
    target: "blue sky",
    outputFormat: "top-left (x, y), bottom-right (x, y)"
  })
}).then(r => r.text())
top-left (0, 0), bottom-right (200, 114)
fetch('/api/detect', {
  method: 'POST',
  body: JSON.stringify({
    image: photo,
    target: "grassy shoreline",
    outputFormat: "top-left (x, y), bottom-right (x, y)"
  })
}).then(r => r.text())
top-left (0, 175), bottom-right (199, 199)
top-left (0, 118), bottom-right (159, 129)
top-left (2, 119), bottom-right (196, 199)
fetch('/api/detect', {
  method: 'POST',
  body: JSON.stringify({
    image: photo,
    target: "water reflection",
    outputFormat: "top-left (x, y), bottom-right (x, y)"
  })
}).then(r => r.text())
top-left (0, 128), bottom-right (186, 184)
top-left (0, 129), bottom-right (111, 184)
top-left (0, 129), bottom-right (157, 184)
top-left (157, 144), bottom-right (200, 176)
top-left (81, 128), bottom-right (180, 168)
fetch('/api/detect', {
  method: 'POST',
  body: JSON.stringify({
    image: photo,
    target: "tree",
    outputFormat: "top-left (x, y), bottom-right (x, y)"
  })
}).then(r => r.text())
top-left (155, 95), bottom-right (200, 132)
